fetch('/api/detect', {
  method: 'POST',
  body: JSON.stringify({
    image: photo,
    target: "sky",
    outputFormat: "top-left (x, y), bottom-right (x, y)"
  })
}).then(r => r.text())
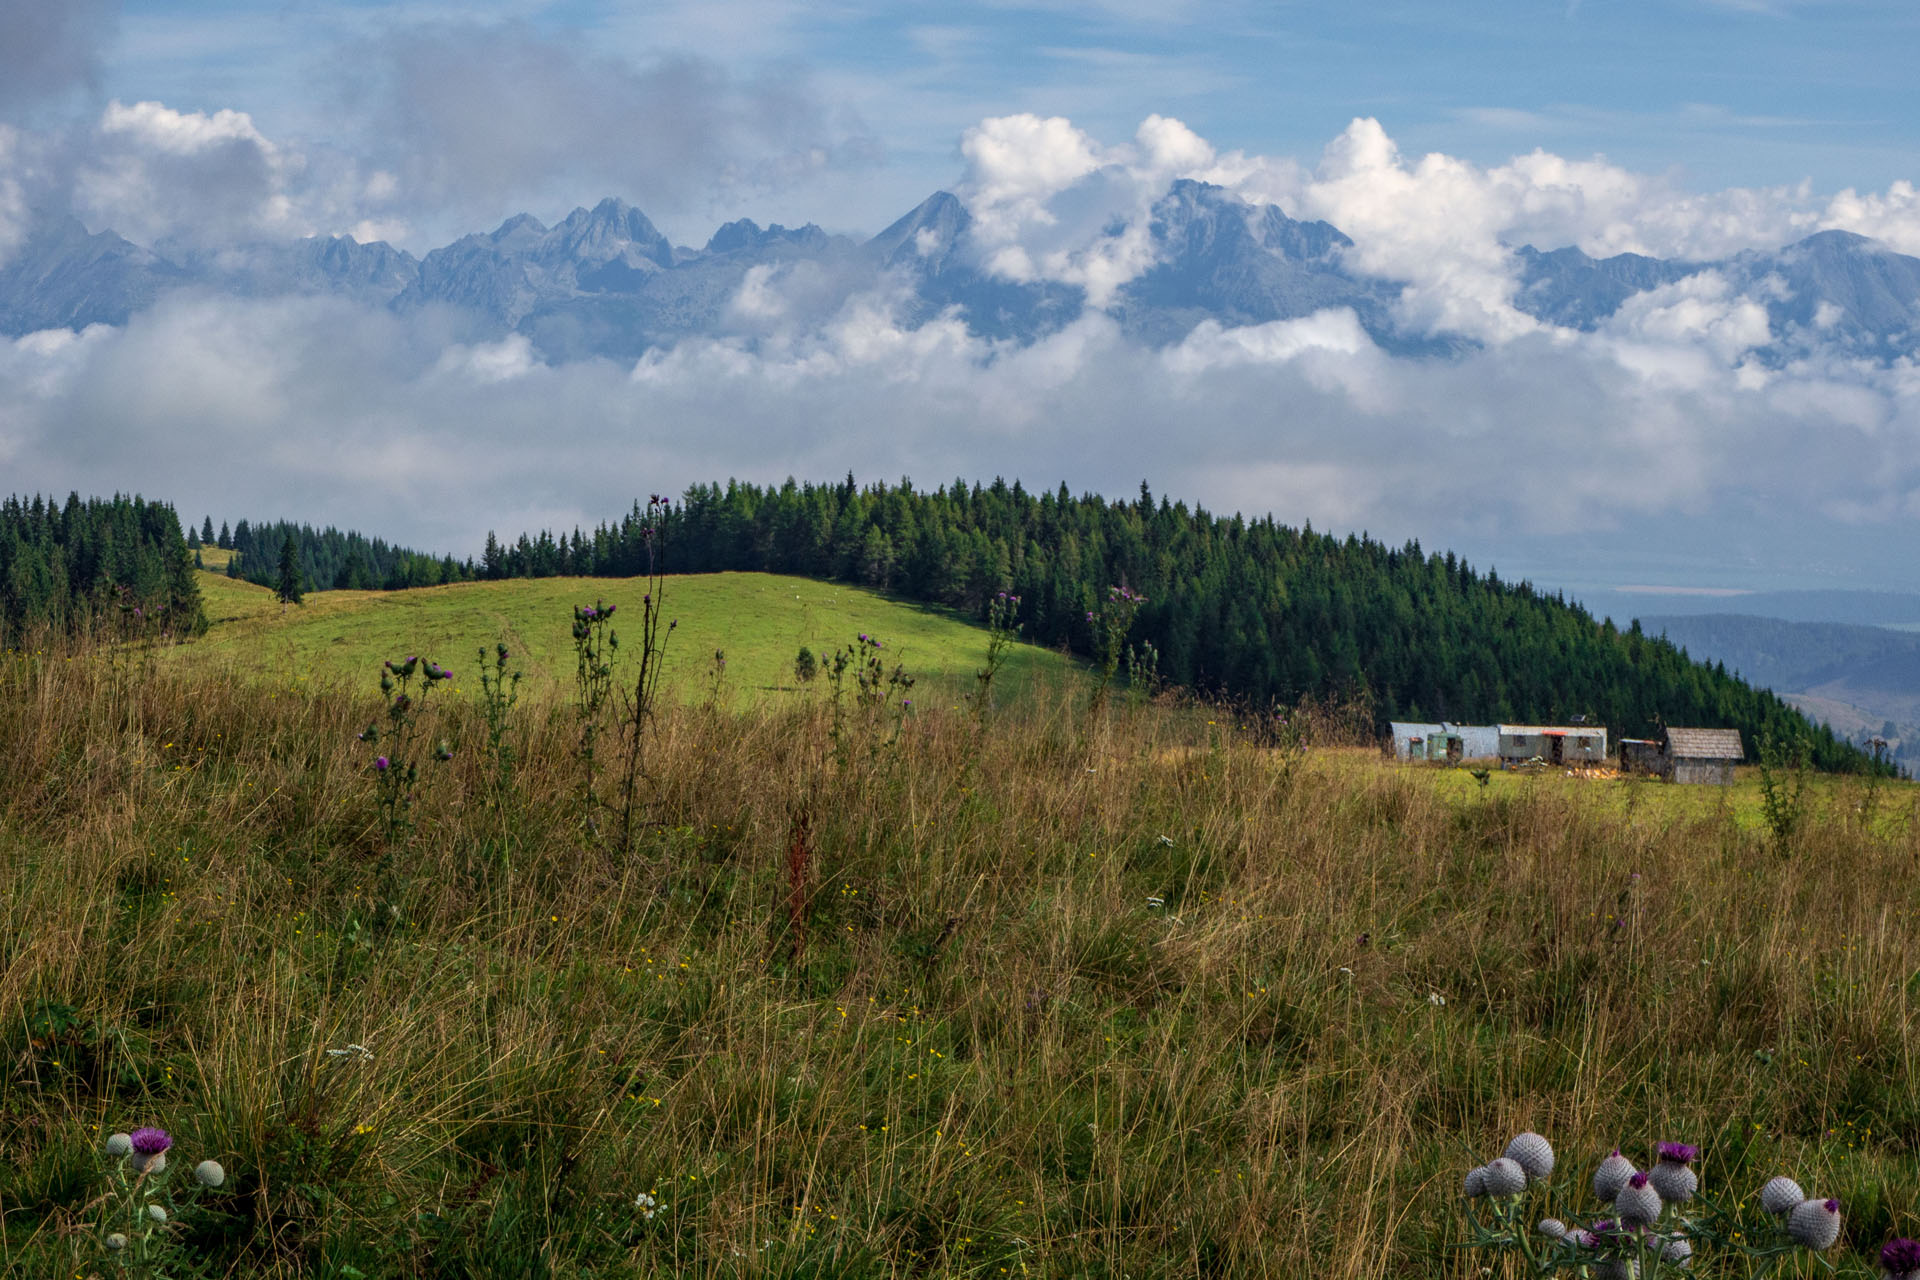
top-left (4, 0), bottom-right (1920, 598)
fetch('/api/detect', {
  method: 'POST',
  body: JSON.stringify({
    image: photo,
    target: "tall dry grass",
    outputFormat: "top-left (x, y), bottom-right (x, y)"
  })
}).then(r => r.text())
top-left (1, 636), bottom-right (1917, 1277)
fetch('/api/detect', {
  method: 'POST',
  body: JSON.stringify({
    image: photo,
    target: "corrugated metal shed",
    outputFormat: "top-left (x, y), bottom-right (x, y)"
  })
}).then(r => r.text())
top-left (1388, 722), bottom-right (1443, 761)
top-left (1498, 724), bottom-right (1609, 764)
top-left (1666, 728), bottom-right (1744, 760)
top-left (1454, 725), bottom-right (1500, 759)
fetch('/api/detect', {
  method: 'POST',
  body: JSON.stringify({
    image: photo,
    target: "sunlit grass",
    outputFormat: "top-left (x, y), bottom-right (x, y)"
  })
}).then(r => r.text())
top-left (1, 624), bottom-right (1916, 1277)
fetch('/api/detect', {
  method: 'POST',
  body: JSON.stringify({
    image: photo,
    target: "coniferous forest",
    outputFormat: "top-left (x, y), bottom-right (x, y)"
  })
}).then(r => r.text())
top-left (54, 477), bottom-right (1873, 770)
top-left (0, 494), bottom-right (204, 639)
top-left (220, 519), bottom-right (470, 593)
top-left (472, 476), bottom-right (1863, 770)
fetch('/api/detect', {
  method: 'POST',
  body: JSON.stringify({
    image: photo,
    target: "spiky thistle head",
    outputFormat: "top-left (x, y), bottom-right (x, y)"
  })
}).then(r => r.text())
top-left (103, 1133), bottom-right (132, 1157)
top-left (1504, 1132), bottom-right (1555, 1182)
top-left (1760, 1176), bottom-right (1805, 1215)
top-left (1648, 1157), bottom-right (1698, 1205)
top-left (1537, 1218), bottom-right (1568, 1240)
top-left (1483, 1157), bottom-right (1528, 1197)
top-left (1593, 1150), bottom-right (1636, 1203)
top-left (1788, 1198), bottom-right (1842, 1251)
top-left (1614, 1171), bottom-right (1662, 1227)
top-left (1463, 1165), bottom-right (1488, 1197)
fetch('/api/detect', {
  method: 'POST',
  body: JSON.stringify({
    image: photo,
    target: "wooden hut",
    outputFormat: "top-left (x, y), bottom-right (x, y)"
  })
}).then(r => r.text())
top-left (1664, 727), bottom-right (1744, 784)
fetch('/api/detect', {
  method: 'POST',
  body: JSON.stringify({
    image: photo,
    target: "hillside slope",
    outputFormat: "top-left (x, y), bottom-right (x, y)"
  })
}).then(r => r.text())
top-left (180, 569), bottom-right (1067, 703)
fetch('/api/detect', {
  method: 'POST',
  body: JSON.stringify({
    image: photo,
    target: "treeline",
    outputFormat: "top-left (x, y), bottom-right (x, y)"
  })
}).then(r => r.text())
top-left (214, 475), bottom-right (1867, 771)
top-left (1, 493), bottom-right (204, 640)
top-left (482, 476), bottom-right (1863, 770)
top-left (211, 518), bottom-right (472, 593)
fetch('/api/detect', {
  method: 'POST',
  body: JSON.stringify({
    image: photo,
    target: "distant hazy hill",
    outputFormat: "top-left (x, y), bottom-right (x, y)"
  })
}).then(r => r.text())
top-left (10, 181), bottom-right (1920, 364)
top-left (1644, 612), bottom-right (1920, 764)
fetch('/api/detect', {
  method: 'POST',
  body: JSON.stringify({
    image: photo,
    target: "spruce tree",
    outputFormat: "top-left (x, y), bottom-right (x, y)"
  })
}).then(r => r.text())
top-left (201, 515), bottom-right (215, 544)
top-left (217, 521), bottom-right (231, 550)
top-left (276, 534), bottom-right (304, 606)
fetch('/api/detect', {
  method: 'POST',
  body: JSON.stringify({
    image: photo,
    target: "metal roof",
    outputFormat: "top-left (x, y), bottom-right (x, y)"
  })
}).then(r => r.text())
top-left (1499, 724), bottom-right (1607, 737)
top-left (1665, 727), bottom-right (1744, 760)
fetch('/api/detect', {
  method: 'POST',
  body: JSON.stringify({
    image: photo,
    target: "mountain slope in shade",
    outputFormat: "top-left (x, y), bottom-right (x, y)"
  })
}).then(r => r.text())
top-left (0, 215), bottom-right (189, 331)
top-left (1513, 229), bottom-right (1920, 362)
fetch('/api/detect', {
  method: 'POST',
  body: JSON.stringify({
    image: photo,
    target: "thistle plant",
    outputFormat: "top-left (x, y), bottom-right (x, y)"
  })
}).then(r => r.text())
top-left (824, 633), bottom-right (914, 759)
top-left (356, 654), bottom-right (454, 846)
top-left (615, 495), bottom-right (676, 851)
top-left (1757, 728), bottom-right (1810, 855)
top-left (476, 640), bottom-right (522, 813)
top-left (572, 600), bottom-right (619, 830)
top-left (1459, 1133), bottom-right (1857, 1277)
top-left (94, 1126), bottom-right (227, 1275)
top-left (1123, 637), bottom-right (1161, 710)
top-left (1088, 584), bottom-right (1146, 715)
top-left (973, 591), bottom-right (1021, 723)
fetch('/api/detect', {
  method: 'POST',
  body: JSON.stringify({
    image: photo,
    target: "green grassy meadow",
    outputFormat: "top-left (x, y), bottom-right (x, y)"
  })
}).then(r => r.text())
top-left (182, 569), bottom-right (1069, 705)
top-left (3, 578), bottom-right (1918, 1278)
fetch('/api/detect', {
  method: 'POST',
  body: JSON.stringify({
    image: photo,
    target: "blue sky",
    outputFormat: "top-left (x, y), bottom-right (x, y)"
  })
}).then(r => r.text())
top-left (92, 0), bottom-right (1920, 241)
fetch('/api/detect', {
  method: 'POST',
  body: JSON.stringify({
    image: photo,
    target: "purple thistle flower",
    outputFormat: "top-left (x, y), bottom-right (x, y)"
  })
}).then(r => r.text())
top-left (1656, 1142), bottom-right (1699, 1165)
top-left (1881, 1238), bottom-right (1920, 1277)
top-left (375, 756), bottom-right (390, 771)
top-left (129, 1128), bottom-right (171, 1155)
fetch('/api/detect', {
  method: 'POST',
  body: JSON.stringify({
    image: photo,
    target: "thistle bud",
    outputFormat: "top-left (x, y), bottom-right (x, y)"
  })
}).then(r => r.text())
top-left (105, 1233), bottom-right (128, 1251)
top-left (1593, 1150), bottom-right (1635, 1203)
top-left (1649, 1143), bottom-right (1699, 1205)
top-left (1463, 1165), bottom-right (1488, 1197)
top-left (1594, 1260), bottom-right (1637, 1280)
top-left (1760, 1176), bottom-right (1804, 1215)
top-left (104, 1132), bottom-right (133, 1157)
top-left (193, 1159), bottom-right (225, 1188)
top-left (1504, 1132), bottom-right (1556, 1182)
top-left (1788, 1198), bottom-right (1841, 1251)
top-left (1537, 1218), bottom-right (1568, 1240)
top-left (1483, 1157), bottom-right (1528, 1197)
top-left (1662, 1237), bottom-right (1693, 1264)
top-left (1615, 1172), bottom-right (1662, 1227)
top-left (147, 1203), bottom-right (168, 1223)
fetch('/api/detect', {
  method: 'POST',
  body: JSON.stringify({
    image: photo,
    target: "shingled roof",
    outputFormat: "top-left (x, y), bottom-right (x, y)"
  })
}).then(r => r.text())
top-left (1666, 727), bottom-right (1744, 760)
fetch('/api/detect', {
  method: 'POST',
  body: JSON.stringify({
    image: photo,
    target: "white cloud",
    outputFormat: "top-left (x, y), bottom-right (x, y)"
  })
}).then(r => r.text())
top-left (1820, 180), bottom-right (1920, 255)
top-left (74, 100), bottom-right (305, 248)
top-left (4, 273), bottom-right (1918, 588)
top-left (333, 22), bottom-right (880, 229)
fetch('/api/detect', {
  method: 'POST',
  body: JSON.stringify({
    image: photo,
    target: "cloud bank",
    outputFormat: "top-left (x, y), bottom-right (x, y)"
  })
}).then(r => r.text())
top-left (4, 103), bottom-right (1920, 589)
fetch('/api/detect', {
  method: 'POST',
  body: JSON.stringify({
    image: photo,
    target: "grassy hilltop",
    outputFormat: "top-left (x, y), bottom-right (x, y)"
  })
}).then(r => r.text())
top-left (181, 567), bottom-right (1068, 703)
top-left (2, 589), bottom-right (1918, 1277)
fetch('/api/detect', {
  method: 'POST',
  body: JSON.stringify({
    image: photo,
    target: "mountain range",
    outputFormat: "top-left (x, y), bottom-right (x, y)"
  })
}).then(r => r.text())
top-left (6, 181), bottom-right (1920, 363)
